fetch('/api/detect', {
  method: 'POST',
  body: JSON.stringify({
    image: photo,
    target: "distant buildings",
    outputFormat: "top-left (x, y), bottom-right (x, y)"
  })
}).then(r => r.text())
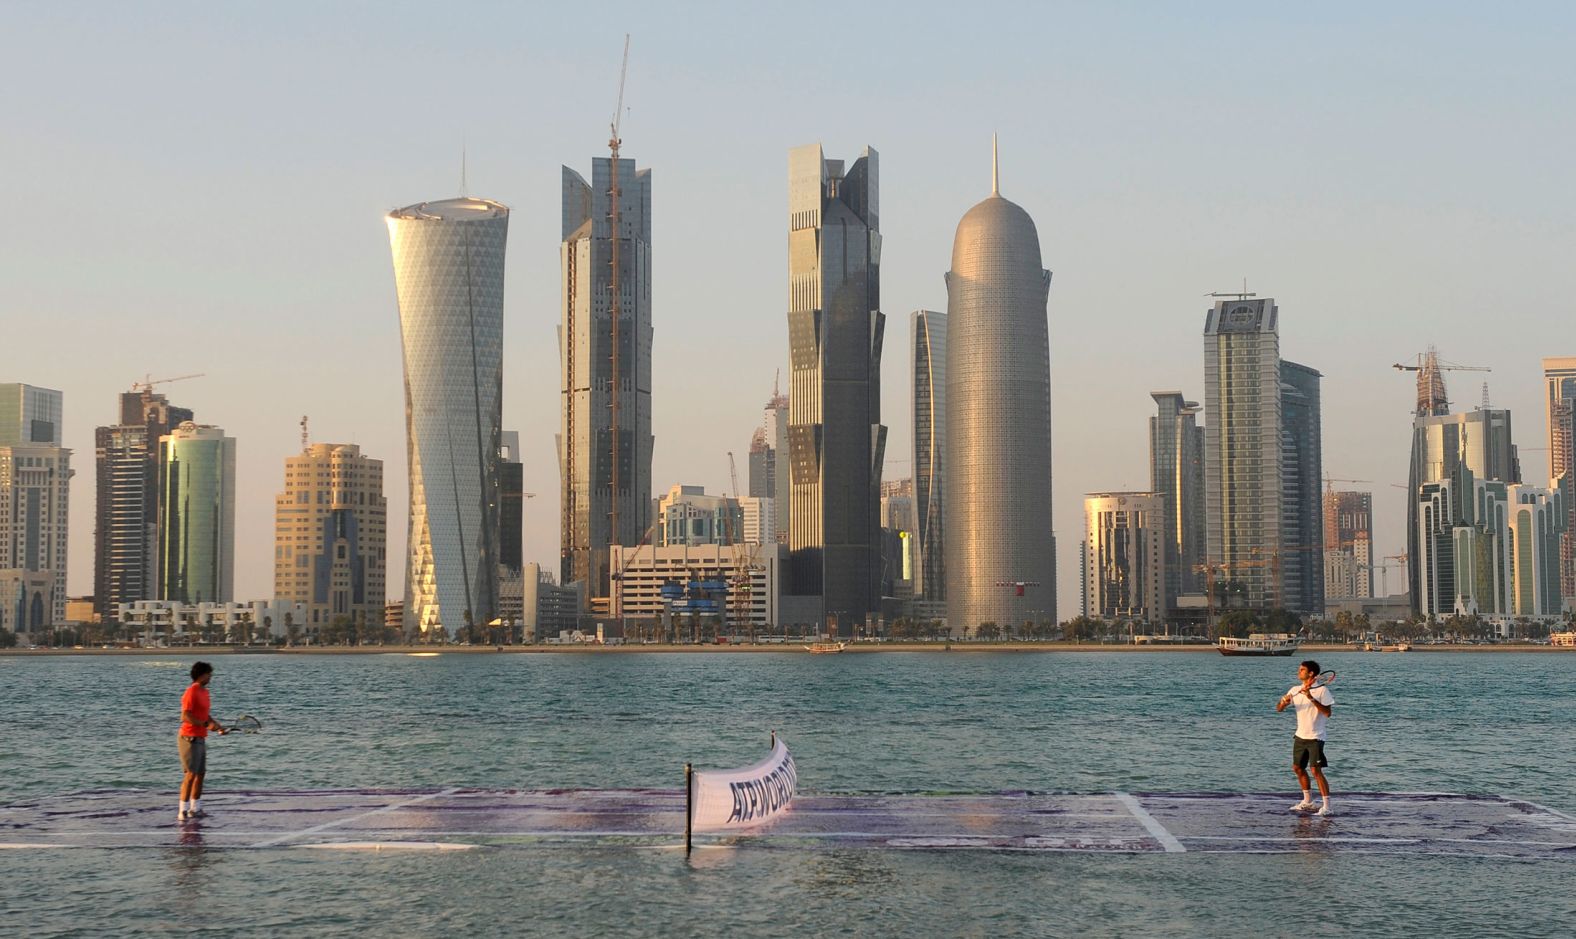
top-left (1083, 492), bottom-right (1166, 624)
top-left (1202, 297), bottom-right (1324, 615)
top-left (912, 310), bottom-right (947, 604)
top-left (272, 442), bottom-right (386, 632)
top-left (786, 144), bottom-right (886, 627)
top-left (1324, 491), bottom-right (1373, 600)
top-left (656, 484), bottom-right (742, 547)
top-left (0, 383), bottom-right (71, 637)
top-left (1149, 392), bottom-right (1204, 612)
top-left (748, 382), bottom-right (789, 543)
top-left (610, 542), bottom-right (787, 634)
top-left (157, 422), bottom-right (235, 603)
top-left (94, 390), bottom-right (192, 622)
top-left (387, 196), bottom-right (509, 638)
top-left (560, 156), bottom-right (654, 602)
top-left (944, 146), bottom-right (1055, 632)
top-left (739, 496), bottom-right (775, 546)
top-left (880, 478), bottom-right (916, 601)
top-left (1544, 356), bottom-right (1576, 604)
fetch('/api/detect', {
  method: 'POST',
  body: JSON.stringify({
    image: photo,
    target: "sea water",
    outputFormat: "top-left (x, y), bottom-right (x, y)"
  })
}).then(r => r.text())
top-left (1, 651), bottom-right (1571, 937)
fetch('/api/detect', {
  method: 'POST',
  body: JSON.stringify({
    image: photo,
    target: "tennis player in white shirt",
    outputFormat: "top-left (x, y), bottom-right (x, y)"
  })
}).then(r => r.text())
top-left (1276, 660), bottom-right (1334, 816)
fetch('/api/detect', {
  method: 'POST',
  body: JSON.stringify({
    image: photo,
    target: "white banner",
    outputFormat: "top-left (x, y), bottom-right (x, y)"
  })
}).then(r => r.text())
top-left (689, 737), bottom-right (797, 833)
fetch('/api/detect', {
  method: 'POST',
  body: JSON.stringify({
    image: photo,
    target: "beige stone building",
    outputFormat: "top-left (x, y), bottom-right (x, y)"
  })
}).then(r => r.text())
top-left (273, 443), bottom-right (386, 633)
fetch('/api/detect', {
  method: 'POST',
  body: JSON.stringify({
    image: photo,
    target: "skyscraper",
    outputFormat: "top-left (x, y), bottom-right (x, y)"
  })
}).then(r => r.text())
top-left (748, 381), bottom-right (789, 544)
top-left (1149, 391), bottom-right (1205, 611)
top-left (387, 197), bottom-right (508, 638)
top-left (1543, 356), bottom-right (1576, 603)
top-left (0, 384), bottom-right (70, 637)
top-left (786, 144), bottom-right (885, 626)
top-left (1203, 298), bottom-right (1282, 609)
top-left (1280, 361), bottom-right (1325, 614)
top-left (94, 390), bottom-right (193, 621)
top-left (913, 310), bottom-right (947, 602)
top-left (560, 157), bottom-right (653, 600)
top-left (157, 422), bottom-right (235, 604)
top-left (944, 144), bottom-right (1055, 632)
top-left (273, 443), bottom-right (386, 631)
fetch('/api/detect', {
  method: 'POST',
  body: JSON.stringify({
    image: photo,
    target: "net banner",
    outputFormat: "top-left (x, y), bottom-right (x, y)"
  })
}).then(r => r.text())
top-left (689, 737), bottom-right (797, 833)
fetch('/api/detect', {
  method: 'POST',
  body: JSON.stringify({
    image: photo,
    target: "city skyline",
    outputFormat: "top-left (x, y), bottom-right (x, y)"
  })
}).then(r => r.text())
top-left (6, 6), bottom-right (1575, 610)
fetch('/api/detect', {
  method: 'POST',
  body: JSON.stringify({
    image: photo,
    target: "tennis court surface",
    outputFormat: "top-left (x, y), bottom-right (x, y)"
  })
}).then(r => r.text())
top-left (4, 789), bottom-right (1574, 857)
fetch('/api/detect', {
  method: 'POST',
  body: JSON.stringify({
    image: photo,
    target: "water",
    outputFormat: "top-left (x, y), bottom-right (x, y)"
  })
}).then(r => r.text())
top-left (2, 650), bottom-right (1572, 937)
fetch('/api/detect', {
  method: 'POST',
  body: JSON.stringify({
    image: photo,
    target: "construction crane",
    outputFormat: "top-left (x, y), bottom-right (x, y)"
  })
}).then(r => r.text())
top-left (1394, 346), bottom-right (1489, 416)
top-left (130, 373), bottom-right (205, 400)
top-left (1374, 553), bottom-right (1409, 598)
top-left (606, 34), bottom-right (631, 610)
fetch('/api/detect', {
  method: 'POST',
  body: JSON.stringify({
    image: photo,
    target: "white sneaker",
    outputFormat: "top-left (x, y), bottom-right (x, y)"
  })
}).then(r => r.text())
top-left (1317, 802), bottom-right (1332, 817)
top-left (1291, 800), bottom-right (1314, 812)
top-left (177, 811), bottom-right (190, 822)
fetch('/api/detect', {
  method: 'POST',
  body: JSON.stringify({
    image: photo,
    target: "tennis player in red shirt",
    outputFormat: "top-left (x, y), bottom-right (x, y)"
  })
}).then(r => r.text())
top-left (178, 662), bottom-right (227, 821)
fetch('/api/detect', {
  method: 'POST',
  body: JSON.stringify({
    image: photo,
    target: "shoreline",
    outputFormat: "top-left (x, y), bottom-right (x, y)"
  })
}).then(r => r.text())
top-left (3, 642), bottom-right (1571, 656)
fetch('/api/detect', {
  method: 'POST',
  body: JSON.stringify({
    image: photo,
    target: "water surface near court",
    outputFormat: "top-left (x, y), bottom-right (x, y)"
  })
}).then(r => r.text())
top-left (2, 651), bottom-right (1571, 937)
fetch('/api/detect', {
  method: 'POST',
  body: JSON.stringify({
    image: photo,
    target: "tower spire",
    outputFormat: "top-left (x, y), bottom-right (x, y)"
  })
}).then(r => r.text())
top-left (991, 133), bottom-right (1000, 196)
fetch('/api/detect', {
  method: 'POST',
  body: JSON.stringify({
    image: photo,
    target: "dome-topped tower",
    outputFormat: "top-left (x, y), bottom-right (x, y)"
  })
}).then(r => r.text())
top-left (944, 138), bottom-right (1056, 633)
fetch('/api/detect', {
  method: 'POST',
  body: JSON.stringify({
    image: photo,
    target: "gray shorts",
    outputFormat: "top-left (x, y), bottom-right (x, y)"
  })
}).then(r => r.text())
top-left (179, 735), bottom-right (207, 775)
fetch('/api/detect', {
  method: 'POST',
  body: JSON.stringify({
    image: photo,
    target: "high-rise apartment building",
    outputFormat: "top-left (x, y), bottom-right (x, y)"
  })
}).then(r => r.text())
top-left (560, 157), bottom-right (654, 601)
top-left (1083, 492), bottom-right (1166, 624)
top-left (1543, 356), bottom-right (1576, 603)
top-left (912, 310), bottom-right (947, 602)
top-left (1323, 490), bottom-right (1374, 599)
top-left (387, 197), bottom-right (508, 638)
top-left (944, 149), bottom-right (1055, 633)
top-left (786, 144), bottom-right (886, 626)
top-left (0, 384), bottom-right (70, 636)
top-left (1203, 298), bottom-right (1283, 610)
top-left (157, 422), bottom-right (235, 603)
top-left (273, 443), bottom-right (386, 631)
top-left (94, 391), bottom-right (193, 621)
top-left (1280, 361), bottom-right (1325, 614)
top-left (1149, 392), bottom-right (1205, 610)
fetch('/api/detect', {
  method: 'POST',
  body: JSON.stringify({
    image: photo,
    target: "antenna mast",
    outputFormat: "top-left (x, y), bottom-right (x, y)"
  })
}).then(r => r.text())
top-left (608, 33), bottom-right (630, 602)
top-left (300, 415), bottom-right (309, 453)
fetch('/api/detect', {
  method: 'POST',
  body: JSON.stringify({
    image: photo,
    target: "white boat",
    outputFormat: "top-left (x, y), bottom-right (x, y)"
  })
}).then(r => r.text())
top-left (805, 641), bottom-right (847, 655)
top-left (1217, 633), bottom-right (1300, 657)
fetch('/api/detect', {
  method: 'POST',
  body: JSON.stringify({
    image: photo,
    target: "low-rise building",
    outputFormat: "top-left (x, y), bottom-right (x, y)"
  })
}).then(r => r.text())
top-left (117, 599), bottom-right (307, 644)
top-left (610, 542), bottom-right (786, 634)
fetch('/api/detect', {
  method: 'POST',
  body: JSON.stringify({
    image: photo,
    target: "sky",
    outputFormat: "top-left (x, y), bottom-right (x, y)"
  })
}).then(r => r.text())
top-left (4, 2), bottom-right (1574, 611)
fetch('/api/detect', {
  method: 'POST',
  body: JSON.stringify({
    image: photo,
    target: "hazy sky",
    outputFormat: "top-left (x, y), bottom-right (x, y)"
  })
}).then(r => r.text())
top-left (4, 2), bottom-right (1573, 610)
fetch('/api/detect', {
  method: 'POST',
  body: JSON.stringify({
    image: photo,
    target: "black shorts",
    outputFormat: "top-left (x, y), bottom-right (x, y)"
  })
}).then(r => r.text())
top-left (1293, 736), bottom-right (1328, 769)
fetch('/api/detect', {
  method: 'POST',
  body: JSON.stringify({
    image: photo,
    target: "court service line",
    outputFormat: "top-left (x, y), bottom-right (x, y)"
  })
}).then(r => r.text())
top-left (1113, 792), bottom-right (1186, 853)
top-left (250, 788), bottom-right (461, 848)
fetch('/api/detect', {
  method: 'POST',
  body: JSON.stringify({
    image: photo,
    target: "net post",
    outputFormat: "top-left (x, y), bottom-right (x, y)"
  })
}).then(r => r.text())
top-left (684, 763), bottom-right (693, 855)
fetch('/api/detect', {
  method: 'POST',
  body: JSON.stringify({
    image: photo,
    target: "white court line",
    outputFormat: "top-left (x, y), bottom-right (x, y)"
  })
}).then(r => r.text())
top-left (250, 788), bottom-right (461, 848)
top-left (1113, 792), bottom-right (1186, 853)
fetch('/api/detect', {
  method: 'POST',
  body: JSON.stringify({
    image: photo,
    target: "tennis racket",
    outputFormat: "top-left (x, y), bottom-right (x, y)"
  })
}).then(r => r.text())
top-left (224, 714), bottom-right (262, 734)
top-left (1295, 671), bottom-right (1336, 698)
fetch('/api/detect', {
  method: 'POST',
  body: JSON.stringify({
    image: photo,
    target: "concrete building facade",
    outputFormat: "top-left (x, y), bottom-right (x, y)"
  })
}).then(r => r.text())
top-left (273, 442), bottom-right (387, 631)
top-left (0, 384), bottom-right (71, 636)
top-left (1083, 492), bottom-right (1166, 625)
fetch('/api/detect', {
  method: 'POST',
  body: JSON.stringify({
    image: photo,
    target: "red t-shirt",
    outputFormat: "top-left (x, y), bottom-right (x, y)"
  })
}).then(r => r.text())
top-left (180, 683), bottom-right (210, 738)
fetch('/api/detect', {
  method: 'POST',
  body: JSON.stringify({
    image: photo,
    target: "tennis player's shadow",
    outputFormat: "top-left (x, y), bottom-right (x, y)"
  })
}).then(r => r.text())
top-left (1290, 814), bottom-right (1334, 851)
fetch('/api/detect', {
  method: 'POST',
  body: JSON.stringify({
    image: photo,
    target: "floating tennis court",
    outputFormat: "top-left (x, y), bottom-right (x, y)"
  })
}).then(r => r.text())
top-left (4, 788), bottom-right (1574, 858)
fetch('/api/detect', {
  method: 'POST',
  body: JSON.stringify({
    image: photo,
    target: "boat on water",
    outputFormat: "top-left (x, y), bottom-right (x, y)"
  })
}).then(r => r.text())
top-left (1381, 642), bottom-right (1412, 652)
top-left (1217, 633), bottom-right (1301, 657)
top-left (805, 641), bottom-right (847, 655)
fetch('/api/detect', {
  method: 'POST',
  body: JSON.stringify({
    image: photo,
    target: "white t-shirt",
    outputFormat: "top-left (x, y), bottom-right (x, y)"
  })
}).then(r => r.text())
top-left (1288, 684), bottom-right (1334, 740)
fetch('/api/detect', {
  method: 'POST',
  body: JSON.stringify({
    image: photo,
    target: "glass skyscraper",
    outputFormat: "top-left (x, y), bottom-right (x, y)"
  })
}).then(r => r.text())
top-left (387, 197), bottom-right (508, 638)
top-left (912, 310), bottom-right (947, 603)
top-left (94, 391), bottom-right (192, 621)
top-left (1149, 392), bottom-right (1205, 609)
top-left (786, 144), bottom-right (886, 628)
top-left (157, 422), bottom-right (235, 603)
